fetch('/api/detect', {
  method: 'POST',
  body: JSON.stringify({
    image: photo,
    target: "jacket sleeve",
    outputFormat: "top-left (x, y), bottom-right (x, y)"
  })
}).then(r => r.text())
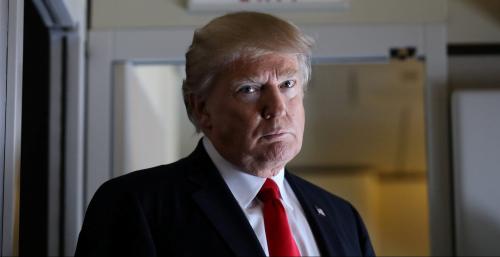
top-left (74, 182), bottom-right (157, 257)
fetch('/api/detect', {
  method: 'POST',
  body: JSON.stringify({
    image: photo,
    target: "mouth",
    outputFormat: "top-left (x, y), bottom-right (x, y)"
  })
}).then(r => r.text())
top-left (261, 130), bottom-right (292, 140)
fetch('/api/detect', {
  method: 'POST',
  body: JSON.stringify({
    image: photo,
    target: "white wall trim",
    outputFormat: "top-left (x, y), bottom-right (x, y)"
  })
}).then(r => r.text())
top-left (423, 23), bottom-right (453, 256)
top-left (86, 31), bottom-right (114, 204)
top-left (64, 30), bottom-right (86, 256)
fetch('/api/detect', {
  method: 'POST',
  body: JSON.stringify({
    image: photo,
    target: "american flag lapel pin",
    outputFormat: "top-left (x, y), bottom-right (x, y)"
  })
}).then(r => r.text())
top-left (315, 206), bottom-right (326, 217)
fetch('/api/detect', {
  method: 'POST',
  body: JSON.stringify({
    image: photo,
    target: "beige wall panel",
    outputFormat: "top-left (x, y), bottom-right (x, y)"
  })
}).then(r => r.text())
top-left (377, 178), bottom-right (430, 256)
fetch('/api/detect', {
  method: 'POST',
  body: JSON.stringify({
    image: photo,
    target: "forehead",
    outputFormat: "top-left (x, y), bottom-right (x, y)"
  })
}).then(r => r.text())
top-left (225, 53), bottom-right (300, 80)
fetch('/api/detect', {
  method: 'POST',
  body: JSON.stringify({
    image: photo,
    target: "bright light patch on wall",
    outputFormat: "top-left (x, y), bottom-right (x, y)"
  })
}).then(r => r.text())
top-left (187, 0), bottom-right (350, 12)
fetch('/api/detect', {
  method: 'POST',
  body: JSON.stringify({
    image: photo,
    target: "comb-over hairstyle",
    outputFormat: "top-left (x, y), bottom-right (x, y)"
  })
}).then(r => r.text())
top-left (183, 11), bottom-right (315, 131)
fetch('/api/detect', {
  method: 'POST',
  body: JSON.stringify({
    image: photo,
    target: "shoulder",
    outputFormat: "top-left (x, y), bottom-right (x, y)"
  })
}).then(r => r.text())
top-left (286, 171), bottom-right (353, 208)
top-left (95, 140), bottom-right (209, 199)
top-left (88, 156), bottom-right (195, 211)
top-left (76, 158), bottom-right (196, 257)
top-left (285, 171), bottom-right (364, 225)
top-left (105, 158), bottom-right (188, 189)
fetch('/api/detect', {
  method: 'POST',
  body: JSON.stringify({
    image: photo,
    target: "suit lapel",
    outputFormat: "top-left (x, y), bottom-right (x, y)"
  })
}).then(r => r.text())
top-left (285, 172), bottom-right (347, 256)
top-left (187, 142), bottom-right (265, 257)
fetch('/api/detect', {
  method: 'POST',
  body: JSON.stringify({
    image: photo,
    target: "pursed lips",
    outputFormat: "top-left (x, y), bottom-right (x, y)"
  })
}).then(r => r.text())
top-left (260, 129), bottom-right (294, 140)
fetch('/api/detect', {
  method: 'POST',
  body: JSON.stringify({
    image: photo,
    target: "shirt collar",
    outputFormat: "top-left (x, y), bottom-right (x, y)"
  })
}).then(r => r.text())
top-left (203, 137), bottom-right (293, 211)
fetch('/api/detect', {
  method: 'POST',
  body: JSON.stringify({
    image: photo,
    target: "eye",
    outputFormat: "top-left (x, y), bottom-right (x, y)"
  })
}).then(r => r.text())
top-left (281, 80), bottom-right (296, 88)
top-left (237, 85), bottom-right (259, 94)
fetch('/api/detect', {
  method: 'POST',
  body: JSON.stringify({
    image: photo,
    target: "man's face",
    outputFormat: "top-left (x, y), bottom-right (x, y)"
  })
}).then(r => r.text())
top-left (196, 53), bottom-right (305, 177)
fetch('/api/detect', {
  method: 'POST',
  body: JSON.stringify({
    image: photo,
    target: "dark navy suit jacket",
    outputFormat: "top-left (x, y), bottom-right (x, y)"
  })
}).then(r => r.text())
top-left (75, 141), bottom-right (375, 256)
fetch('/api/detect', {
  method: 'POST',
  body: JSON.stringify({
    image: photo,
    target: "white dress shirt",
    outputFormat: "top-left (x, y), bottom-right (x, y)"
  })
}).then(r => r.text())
top-left (203, 138), bottom-right (320, 256)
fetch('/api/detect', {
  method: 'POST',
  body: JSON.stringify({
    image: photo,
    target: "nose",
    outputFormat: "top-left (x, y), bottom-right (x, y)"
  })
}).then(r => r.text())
top-left (261, 86), bottom-right (286, 119)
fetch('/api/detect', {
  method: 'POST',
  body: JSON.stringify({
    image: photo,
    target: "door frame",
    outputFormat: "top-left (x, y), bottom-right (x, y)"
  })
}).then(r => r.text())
top-left (1, 0), bottom-right (24, 256)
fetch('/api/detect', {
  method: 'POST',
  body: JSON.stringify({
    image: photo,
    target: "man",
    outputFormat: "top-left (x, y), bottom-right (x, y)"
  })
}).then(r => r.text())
top-left (75, 12), bottom-right (375, 256)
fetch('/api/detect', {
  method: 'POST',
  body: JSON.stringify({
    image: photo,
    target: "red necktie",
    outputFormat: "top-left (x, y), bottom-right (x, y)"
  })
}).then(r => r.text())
top-left (258, 179), bottom-right (301, 257)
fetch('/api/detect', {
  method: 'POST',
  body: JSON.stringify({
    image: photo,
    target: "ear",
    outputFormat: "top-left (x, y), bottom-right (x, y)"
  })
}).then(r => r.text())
top-left (189, 94), bottom-right (212, 132)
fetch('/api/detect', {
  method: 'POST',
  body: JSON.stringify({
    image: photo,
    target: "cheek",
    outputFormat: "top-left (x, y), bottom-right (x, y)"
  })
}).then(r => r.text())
top-left (215, 106), bottom-right (257, 135)
top-left (291, 98), bottom-right (305, 128)
top-left (296, 109), bottom-right (305, 140)
top-left (293, 105), bottom-right (305, 153)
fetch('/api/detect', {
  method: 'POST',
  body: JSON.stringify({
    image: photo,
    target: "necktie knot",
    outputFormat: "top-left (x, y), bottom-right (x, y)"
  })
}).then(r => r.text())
top-left (258, 179), bottom-right (281, 202)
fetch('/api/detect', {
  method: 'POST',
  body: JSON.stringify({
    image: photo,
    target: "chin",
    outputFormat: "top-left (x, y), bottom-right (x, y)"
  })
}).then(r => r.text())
top-left (246, 143), bottom-right (300, 178)
top-left (261, 141), bottom-right (299, 165)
